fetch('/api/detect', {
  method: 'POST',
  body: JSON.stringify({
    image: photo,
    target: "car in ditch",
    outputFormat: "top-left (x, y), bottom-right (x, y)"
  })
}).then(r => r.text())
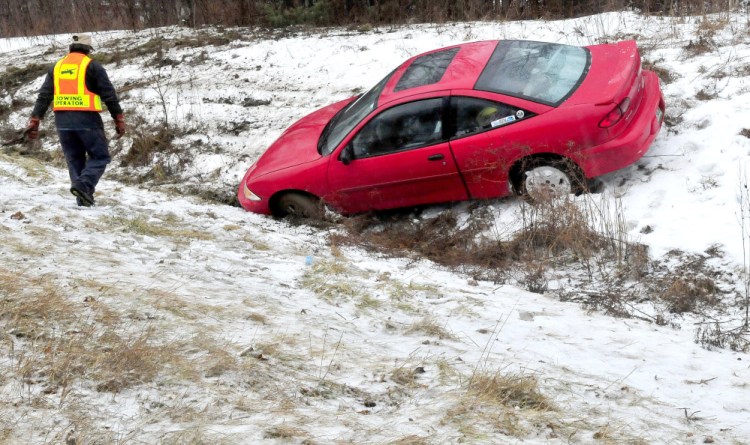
top-left (238, 39), bottom-right (665, 217)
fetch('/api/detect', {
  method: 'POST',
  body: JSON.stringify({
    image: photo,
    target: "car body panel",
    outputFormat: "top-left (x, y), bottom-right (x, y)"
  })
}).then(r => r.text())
top-left (250, 97), bottom-right (354, 177)
top-left (567, 40), bottom-right (639, 107)
top-left (326, 141), bottom-right (467, 213)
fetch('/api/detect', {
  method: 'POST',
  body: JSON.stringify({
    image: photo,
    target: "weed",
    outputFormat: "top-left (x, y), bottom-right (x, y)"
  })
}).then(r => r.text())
top-left (391, 366), bottom-right (422, 387)
top-left (467, 371), bottom-right (552, 411)
top-left (388, 436), bottom-right (431, 445)
top-left (0, 63), bottom-right (49, 95)
top-left (406, 317), bottom-right (456, 340)
top-left (684, 36), bottom-right (715, 56)
top-left (642, 59), bottom-right (678, 84)
top-left (299, 259), bottom-right (365, 302)
top-left (264, 424), bottom-right (307, 439)
top-left (101, 214), bottom-right (213, 241)
top-left (695, 322), bottom-right (750, 352)
top-left (661, 276), bottom-right (720, 313)
top-left (0, 153), bottom-right (50, 179)
top-left (696, 88), bottom-right (718, 100)
top-left (0, 269), bottom-right (184, 395)
top-left (119, 118), bottom-right (178, 168)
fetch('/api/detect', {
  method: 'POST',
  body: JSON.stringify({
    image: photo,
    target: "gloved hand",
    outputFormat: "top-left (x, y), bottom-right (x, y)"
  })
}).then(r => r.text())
top-left (24, 117), bottom-right (40, 140)
top-left (114, 114), bottom-right (126, 139)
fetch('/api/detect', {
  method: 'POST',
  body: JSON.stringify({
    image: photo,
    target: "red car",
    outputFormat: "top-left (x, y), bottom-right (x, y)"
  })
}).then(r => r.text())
top-left (238, 39), bottom-right (665, 217)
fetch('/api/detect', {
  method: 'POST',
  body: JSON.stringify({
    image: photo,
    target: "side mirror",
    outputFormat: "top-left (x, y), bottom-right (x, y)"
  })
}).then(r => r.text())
top-left (340, 144), bottom-right (353, 165)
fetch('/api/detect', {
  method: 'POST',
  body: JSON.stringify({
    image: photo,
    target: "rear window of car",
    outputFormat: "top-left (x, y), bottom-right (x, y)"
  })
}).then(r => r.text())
top-left (394, 48), bottom-right (460, 92)
top-left (475, 41), bottom-right (590, 106)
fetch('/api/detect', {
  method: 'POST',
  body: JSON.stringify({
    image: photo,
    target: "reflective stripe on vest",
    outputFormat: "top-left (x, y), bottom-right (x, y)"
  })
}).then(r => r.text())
top-left (52, 53), bottom-right (103, 112)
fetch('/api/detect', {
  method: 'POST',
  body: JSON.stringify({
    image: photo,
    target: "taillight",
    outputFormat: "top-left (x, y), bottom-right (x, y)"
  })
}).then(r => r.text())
top-left (599, 97), bottom-right (632, 128)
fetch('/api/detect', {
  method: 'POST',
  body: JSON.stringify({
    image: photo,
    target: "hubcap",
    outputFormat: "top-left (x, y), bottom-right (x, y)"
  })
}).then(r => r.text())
top-left (524, 166), bottom-right (572, 200)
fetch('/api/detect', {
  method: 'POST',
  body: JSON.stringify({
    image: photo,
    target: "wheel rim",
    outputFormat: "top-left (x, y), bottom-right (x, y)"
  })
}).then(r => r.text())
top-left (284, 202), bottom-right (307, 217)
top-left (524, 165), bottom-right (572, 200)
top-left (277, 193), bottom-right (321, 219)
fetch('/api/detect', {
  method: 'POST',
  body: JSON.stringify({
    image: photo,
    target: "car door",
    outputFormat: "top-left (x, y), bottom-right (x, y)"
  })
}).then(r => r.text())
top-left (447, 95), bottom-right (542, 199)
top-left (326, 97), bottom-right (468, 213)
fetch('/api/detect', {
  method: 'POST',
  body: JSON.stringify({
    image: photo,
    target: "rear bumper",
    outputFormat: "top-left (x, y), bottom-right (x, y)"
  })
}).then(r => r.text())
top-left (577, 70), bottom-right (665, 178)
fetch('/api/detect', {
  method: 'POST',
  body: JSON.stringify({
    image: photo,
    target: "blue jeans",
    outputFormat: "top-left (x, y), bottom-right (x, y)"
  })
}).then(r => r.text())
top-left (58, 128), bottom-right (110, 195)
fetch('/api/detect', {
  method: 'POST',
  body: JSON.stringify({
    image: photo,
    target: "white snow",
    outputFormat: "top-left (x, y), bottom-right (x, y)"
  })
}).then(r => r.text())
top-left (1, 11), bottom-right (749, 445)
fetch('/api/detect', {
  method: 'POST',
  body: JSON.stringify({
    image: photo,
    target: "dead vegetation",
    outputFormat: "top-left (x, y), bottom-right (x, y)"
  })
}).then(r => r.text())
top-left (467, 372), bottom-right (551, 411)
top-left (0, 269), bottom-right (174, 396)
top-left (443, 370), bottom-right (553, 439)
top-left (333, 195), bottom-right (737, 336)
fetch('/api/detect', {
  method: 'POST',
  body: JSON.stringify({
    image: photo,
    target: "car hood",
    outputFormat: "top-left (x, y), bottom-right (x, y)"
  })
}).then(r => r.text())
top-left (567, 40), bottom-right (640, 107)
top-left (250, 97), bottom-right (356, 178)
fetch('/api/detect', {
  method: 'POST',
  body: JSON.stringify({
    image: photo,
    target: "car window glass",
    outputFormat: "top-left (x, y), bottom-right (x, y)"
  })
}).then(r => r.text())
top-left (319, 69), bottom-right (396, 155)
top-left (475, 41), bottom-right (589, 106)
top-left (394, 48), bottom-right (460, 92)
top-left (452, 97), bottom-right (531, 138)
top-left (351, 98), bottom-right (444, 158)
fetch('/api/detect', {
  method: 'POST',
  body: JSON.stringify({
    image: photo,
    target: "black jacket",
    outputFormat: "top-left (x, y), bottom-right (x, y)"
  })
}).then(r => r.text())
top-left (31, 50), bottom-right (123, 130)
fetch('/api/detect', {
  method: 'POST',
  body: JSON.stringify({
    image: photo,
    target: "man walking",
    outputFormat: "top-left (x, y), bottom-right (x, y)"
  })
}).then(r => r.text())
top-left (25, 34), bottom-right (125, 207)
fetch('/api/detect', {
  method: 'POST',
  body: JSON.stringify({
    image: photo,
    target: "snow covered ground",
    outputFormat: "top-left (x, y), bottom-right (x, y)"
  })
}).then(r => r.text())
top-left (1, 11), bottom-right (750, 445)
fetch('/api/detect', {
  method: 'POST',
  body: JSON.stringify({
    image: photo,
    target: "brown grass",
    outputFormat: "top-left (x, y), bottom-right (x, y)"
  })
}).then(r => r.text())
top-left (467, 372), bottom-right (552, 411)
top-left (334, 196), bottom-right (636, 285)
top-left (263, 424), bottom-right (307, 440)
top-left (0, 268), bottom-right (202, 397)
top-left (406, 317), bottom-right (456, 340)
top-left (443, 370), bottom-right (553, 439)
top-left (661, 277), bottom-right (720, 313)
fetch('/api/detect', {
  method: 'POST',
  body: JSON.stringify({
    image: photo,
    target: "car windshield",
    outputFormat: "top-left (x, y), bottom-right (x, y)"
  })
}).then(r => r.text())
top-left (475, 40), bottom-right (590, 106)
top-left (318, 70), bottom-right (395, 156)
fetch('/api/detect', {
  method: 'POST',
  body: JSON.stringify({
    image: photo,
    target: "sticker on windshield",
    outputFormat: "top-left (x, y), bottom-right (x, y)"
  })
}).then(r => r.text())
top-left (491, 115), bottom-right (517, 127)
top-left (516, 110), bottom-right (525, 119)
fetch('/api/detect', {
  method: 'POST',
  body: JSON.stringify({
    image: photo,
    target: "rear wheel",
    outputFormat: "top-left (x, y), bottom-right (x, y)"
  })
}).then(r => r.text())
top-left (517, 159), bottom-right (585, 201)
top-left (275, 193), bottom-right (323, 219)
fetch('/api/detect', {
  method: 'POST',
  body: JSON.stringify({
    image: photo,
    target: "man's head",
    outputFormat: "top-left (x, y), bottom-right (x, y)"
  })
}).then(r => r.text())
top-left (69, 34), bottom-right (94, 54)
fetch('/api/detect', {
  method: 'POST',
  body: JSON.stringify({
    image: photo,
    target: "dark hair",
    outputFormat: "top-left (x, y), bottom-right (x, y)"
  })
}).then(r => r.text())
top-left (69, 43), bottom-right (92, 54)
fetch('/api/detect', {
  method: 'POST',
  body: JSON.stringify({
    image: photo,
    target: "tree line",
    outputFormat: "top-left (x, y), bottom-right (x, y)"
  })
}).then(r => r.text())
top-left (0, 0), bottom-right (743, 38)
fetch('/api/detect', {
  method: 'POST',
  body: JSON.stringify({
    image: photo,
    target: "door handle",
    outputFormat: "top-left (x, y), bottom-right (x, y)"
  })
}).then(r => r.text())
top-left (427, 154), bottom-right (444, 161)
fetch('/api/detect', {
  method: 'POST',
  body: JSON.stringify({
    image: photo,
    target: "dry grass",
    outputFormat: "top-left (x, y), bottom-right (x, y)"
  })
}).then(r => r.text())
top-left (264, 424), bottom-right (308, 440)
top-left (0, 153), bottom-right (51, 180)
top-left (661, 276), bottom-right (720, 313)
top-left (299, 259), bottom-right (367, 302)
top-left (99, 214), bottom-right (214, 241)
top-left (442, 370), bottom-right (553, 439)
top-left (405, 317), bottom-right (456, 340)
top-left (335, 195), bottom-right (641, 290)
top-left (0, 269), bottom-right (178, 395)
top-left (467, 372), bottom-right (552, 411)
top-left (388, 435), bottom-right (431, 445)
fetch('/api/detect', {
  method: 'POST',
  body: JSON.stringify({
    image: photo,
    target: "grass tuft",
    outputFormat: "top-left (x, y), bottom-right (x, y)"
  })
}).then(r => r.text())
top-left (467, 372), bottom-right (552, 411)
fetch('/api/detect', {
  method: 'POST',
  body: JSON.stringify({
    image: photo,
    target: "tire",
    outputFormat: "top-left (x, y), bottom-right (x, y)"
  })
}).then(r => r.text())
top-left (517, 159), bottom-right (585, 201)
top-left (275, 193), bottom-right (323, 219)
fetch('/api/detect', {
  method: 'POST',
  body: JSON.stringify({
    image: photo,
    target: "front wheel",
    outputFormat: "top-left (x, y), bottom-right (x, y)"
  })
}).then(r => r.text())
top-left (517, 160), bottom-right (585, 201)
top-left (274, 193), bottom-right (323, 219)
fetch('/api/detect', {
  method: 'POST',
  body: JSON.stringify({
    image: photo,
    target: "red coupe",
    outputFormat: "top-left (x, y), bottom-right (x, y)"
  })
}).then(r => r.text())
top-left (238, 39), bottom-right (665, 217)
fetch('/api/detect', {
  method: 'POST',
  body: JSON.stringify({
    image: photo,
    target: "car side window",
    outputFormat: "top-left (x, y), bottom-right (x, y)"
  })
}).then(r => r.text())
top-left (351, 98), bottom-right (445, 158)
top-left (451, 97), bottom-right (532, 139)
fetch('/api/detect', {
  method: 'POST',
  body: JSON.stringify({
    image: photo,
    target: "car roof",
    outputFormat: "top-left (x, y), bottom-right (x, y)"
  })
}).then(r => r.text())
top-left (378, 40), bottom-right (499, 105)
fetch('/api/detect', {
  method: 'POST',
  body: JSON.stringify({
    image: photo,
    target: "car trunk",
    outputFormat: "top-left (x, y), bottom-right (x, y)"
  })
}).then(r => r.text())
top-left (568, 40), bottom-right (644, 139)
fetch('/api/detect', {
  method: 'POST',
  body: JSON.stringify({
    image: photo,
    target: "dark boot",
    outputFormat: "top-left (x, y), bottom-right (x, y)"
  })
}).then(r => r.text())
top-left (70, 185), bottom-right (94, 207)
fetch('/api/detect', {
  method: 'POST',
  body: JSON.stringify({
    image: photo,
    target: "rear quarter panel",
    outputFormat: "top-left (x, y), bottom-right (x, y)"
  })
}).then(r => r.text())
top-left (449, 98), bottom-right (608, 199)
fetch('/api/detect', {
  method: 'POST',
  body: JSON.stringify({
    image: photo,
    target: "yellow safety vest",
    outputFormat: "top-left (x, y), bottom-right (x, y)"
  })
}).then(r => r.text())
top-left (52, 53), bottom-right (103, 112)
